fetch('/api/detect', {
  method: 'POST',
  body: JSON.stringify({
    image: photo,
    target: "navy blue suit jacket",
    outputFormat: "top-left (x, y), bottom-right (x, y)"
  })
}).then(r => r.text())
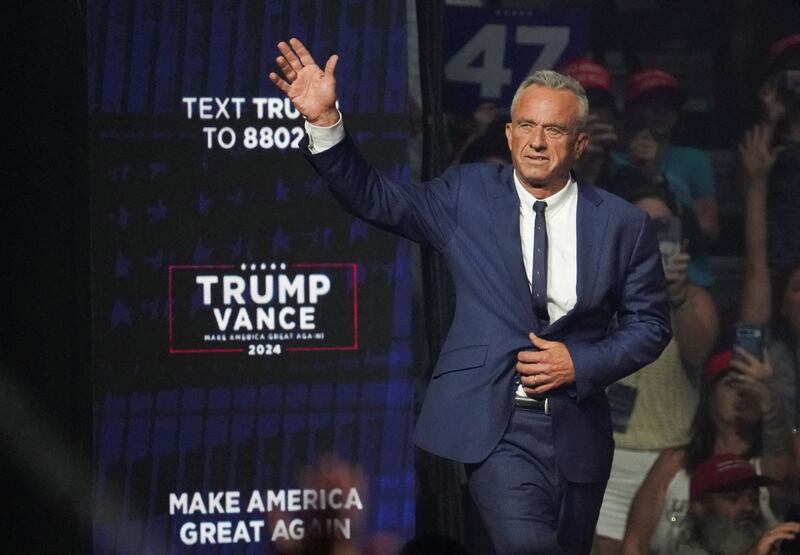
top-left (306, 134), bottom-right (671, 484)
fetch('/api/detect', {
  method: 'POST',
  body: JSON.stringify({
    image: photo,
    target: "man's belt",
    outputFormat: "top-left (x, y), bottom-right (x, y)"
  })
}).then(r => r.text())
top-left (513, 395), bottom-right (551, 415)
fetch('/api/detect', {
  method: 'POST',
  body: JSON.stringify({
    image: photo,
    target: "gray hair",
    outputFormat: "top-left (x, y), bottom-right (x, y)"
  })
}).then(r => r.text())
top-left (510, 70), bottom-right (590, 129)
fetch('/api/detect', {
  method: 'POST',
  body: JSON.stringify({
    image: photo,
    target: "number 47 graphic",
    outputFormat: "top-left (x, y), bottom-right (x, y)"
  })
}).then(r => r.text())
top-left (445, 24), bottom-right (571, 98)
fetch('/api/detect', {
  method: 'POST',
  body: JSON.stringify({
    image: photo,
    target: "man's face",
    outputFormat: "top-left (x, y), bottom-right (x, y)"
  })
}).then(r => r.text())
top-left (707, 488), bottom-right (761, 524)
top-left (692, 489), bottom-right (767, 555)
top-left (505, 85), bottom-right (588, 194)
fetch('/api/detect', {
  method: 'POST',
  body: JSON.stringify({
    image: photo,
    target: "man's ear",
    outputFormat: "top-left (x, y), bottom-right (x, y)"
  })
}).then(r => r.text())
top-left (575, 131), bottom-right (589, 158)
top-left (505, 122), bottom-right (513, 151)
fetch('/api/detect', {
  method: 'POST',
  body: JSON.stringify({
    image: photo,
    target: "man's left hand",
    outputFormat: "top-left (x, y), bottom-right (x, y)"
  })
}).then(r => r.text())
top-left (517, 333), bottom-right (576, 395)
top-left (744, 521), bottom-right (800, 555)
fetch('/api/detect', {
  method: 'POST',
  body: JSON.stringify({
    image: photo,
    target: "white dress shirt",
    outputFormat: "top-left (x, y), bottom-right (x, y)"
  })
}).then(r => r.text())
top-left (304, 114), bottom-right (345, 153)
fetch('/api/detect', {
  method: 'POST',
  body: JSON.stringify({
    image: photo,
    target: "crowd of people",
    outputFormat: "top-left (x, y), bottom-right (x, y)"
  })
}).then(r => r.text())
top-left (447, 32), bottom-right (800, 555)
top-left (586, 35), bottom-right (800, 555)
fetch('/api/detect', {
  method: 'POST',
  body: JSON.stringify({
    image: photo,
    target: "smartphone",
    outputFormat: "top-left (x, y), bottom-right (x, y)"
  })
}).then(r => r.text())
top-left (607, 382), bottom-right (639, 433)
top-left (734, 323), bottom-right (765, 360)
top-left (654, 216), bottom-right (682, 267)
top-left (784, 70), bottom-right (800, 94)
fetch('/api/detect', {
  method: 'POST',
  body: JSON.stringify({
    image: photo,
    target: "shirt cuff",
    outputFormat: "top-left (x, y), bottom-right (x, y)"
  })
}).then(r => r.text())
top-left (304, 112), bottom-right (345, 154)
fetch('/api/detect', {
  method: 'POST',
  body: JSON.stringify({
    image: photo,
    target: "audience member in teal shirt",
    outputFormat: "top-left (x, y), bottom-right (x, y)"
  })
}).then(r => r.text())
top-left (613, 69), bottom-right (720, 287)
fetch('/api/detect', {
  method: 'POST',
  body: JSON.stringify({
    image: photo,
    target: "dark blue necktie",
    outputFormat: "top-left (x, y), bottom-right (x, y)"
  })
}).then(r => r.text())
top-left (532, 201), bottom-right (549, 323)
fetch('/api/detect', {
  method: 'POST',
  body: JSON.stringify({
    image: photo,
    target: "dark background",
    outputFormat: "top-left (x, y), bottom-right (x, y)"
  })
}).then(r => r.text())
top-left (2, 1), bottom-right (91, 553)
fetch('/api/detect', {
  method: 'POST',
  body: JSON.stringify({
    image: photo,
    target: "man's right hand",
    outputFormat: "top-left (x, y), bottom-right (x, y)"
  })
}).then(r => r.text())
top-left (269, 38), bottom-right (339, 127)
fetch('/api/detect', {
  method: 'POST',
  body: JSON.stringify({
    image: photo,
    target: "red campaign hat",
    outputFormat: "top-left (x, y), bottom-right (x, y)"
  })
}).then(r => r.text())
top-left (559, 57), bottom-right (612, 92)
top-left (767, 34), bottom-right (800, 65)
top-left (704, 350), bottom-right (733, 382)
top-left (625, 68), bottom-right (684, 103)
top-left (690, 453), bottom-right (774, 501)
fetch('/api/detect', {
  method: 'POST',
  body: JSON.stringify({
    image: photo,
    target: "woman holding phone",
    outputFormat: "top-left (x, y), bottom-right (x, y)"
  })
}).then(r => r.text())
top-left (620, 349), bottom-right (791, 555)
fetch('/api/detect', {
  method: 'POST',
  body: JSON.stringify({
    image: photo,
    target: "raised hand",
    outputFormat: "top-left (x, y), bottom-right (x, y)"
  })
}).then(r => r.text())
top-left (629, 128), bottom-right (659, 169)
top-left (269, 38), bottom-right (339, 126)
top-left (739, 124), bottom-right (783, 183)
top-left (583, 115), bottom-right (618, 155)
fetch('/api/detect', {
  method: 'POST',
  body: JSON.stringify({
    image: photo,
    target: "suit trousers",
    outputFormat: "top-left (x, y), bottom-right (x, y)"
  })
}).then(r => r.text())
top-left (466, 407), bottom-right (607, 555)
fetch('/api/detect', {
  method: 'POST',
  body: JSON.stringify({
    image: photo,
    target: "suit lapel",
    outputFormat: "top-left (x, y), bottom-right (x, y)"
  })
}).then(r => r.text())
top-left (545, 180), bottom-right (608, 335)
top-left (488, 166), bottom-right (538, 328)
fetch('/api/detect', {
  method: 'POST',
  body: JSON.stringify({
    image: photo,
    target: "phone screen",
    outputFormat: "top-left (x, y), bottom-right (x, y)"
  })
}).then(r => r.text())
top-left (734, 323), bottom-right (765, 359)
top-left (786, 70), bottom-right (800, 94)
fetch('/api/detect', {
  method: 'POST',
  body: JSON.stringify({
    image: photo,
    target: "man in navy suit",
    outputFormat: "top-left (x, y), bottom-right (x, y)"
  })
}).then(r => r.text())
top-left (270, 38), bottom-right (671, 554)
